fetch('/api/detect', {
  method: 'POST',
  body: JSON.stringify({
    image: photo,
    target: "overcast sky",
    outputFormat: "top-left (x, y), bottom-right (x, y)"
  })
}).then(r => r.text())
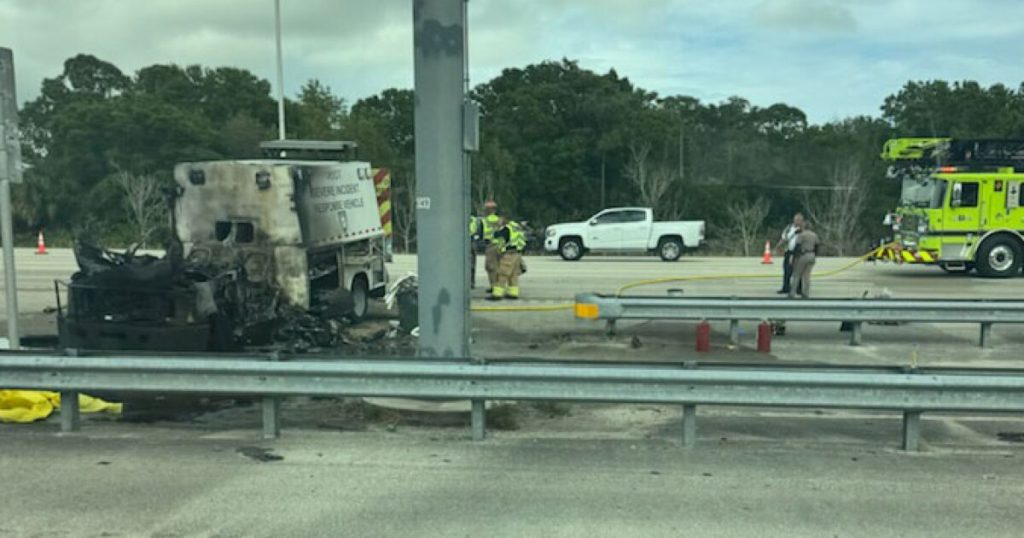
top-left (1, 0), bottom-right (1022, 123)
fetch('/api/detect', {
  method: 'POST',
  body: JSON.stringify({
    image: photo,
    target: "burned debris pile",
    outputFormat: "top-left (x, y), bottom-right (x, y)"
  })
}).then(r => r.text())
top-left (56, 238), bottom-right (385, 353)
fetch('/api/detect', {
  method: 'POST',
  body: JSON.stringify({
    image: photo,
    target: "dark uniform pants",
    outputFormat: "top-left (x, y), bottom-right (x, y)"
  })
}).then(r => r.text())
top-left (781, 251), bottom-right (794, 292)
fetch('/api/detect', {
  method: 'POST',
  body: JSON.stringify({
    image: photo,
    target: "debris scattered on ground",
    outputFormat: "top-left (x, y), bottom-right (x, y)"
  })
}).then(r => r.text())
top-left (630, 335), bottom-right (643, 349)
top-left (236, 446), bottom-right (284, 463)
top-left (864, 287), bottom-right (902, 325)
top-left (385, 273), bottom-right (419, 334)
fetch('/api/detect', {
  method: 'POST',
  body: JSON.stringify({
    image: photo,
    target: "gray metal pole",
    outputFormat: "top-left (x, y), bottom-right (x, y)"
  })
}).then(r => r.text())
top-left (0, 48), bottom-right (20, 349)
top-left (274, 0), bottom-right (286, 140)
top-left (413, 0), bottom-right (469, 358)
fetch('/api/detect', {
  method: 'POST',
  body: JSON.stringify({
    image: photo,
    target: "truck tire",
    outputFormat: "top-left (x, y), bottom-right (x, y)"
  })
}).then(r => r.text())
top-left (348, 276), bottom-right (370, 322)
top-left (657, 238), bottom-right (683, 262)
top-left (975, 236), bottom-right (1023, 278)
top-left (559, 238), bottom-right (584, 261)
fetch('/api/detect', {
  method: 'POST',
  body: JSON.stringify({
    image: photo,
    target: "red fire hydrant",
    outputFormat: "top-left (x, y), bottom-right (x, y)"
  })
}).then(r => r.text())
top-left (696, 321), bottom-right (711, 352)
top-left (757, 321), bottom-right (772, 353)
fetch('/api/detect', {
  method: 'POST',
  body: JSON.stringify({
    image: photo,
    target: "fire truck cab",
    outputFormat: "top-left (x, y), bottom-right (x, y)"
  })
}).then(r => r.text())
top-left (880, 138), bottom-right (1024, 277)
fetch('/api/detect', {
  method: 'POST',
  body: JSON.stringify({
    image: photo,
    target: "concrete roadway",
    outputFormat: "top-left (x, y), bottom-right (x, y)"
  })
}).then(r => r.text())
top-left (5, 248), bottom-right (1024, 365)
top-left (4, 250), bottom-right (1024, 536)
top-left (4, 248), bottom-right (1022, 313)
top-left (2, 416), bottom-right (1024, 537)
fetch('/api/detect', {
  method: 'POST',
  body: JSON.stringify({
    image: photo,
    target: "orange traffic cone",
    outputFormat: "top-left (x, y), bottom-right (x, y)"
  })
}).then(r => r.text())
top-left (761, 240), bottom-right (773, 264)
top-left (36, 231), bottom-right (48, 255)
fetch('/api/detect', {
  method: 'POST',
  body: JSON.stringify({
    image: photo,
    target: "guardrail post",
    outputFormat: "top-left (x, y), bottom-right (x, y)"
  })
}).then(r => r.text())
top-left (979, 323), bottom-right (992, 348)
top-left (262, 352), bottom-right (281, 439)
top-left (729, 320), bottom-right (740, 346)
top-left (682, 404), bottom-right (697, 448)
top-left (849, 322), bottom-right (863, 346)
top-left (606, 320), bottom-right (617, 337)
top-left (471, 399), bottom-right (486, 440)
top-left (262, 396), bottom-right (281, 439)
top-left (60, 390), bottom-right (80, 433)
top-left (902, 411), bottom-right (921, 451)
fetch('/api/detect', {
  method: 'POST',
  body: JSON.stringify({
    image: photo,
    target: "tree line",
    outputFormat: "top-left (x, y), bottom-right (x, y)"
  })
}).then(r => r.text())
top-left (12, 54), bottom-right (1024, 254)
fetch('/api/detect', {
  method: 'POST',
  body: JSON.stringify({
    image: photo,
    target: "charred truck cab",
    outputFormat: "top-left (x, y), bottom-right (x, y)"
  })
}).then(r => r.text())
top-left (878, 138), bottom-right (1024, 277)
top-left (176, 140), bottom-right (388, 322)
top-left (58, 140), bottom-right (389, 351)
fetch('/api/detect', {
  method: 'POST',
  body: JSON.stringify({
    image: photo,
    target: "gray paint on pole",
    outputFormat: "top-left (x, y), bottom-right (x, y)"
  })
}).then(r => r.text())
top-left (412, 0), bottom-right (469, 358)
top-left (0, 48), bottom-right (21, 348)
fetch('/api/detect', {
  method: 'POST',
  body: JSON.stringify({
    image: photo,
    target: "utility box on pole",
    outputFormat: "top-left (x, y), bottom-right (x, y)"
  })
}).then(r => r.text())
top-left (412, 0), bottom-right (470, 358)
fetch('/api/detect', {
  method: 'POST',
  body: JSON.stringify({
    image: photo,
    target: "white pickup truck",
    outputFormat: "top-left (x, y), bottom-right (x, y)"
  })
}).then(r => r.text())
top-left (543, 207), bottom-right (705, 261)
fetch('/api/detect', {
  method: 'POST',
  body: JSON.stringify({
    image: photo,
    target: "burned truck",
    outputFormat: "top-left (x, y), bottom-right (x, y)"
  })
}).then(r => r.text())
top-left (57, 141), bottom-right (389, 351)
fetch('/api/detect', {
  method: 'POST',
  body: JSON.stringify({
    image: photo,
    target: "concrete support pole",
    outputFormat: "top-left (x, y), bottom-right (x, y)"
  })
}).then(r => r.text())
top-left (0, 48), bottom-right (21, 349)
top-left (902, 410), bottom-right (921, 451)
top-left (413, 0), bottom-right (470, 358)
top-left (682, 404), bottom-right (697, 448)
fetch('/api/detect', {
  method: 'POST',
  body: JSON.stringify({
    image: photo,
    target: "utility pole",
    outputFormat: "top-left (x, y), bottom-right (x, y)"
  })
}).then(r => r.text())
top-left (413, 0), bottom-right (470, 358)
top-left (0, 48), bottom-right (22, 349)
top-left (274, 0), bottom-right (286, 140)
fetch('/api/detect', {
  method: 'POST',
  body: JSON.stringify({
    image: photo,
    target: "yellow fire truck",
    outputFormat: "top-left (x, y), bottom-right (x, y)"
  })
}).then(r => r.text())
top-left (877, 138), bottom-right (1024, 277)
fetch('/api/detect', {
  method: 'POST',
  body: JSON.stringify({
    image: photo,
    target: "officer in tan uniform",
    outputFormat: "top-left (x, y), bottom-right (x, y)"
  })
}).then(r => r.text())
top-left (789, 221), bottom-right (820, 299)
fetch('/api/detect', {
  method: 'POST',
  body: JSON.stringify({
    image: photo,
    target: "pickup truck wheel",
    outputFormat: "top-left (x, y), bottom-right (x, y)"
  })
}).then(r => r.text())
top-left (348, 276), bottom-right (370, 322)
top-left (976, 236), bottom-right (1023, 278)
top-left (559, 238), bottom-right (584, 261)
top-left (658, 238), bottom-right (683, 261)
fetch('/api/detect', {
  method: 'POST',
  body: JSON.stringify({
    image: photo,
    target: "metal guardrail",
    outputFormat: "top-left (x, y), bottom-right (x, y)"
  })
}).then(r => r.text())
top-left (3, 351), bottom-right (1024, 451)
top-left (574, 293), bottom-right (1024, 346)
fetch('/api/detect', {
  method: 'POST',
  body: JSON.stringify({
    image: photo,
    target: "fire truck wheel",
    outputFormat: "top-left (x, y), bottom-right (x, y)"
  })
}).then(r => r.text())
top-left (976, 236), bottom-right (1023, 278)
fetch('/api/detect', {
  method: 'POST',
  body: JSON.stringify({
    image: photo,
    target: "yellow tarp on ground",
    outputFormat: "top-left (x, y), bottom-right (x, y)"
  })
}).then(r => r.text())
top-left (0, 390), bottom-right (122, 424)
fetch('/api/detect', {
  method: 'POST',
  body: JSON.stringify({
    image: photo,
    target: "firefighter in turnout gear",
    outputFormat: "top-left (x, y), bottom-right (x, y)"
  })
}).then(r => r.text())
top-left (487, 218), bottom-right (527, 300)
top-left (470, 200), bottom-right (502, 291)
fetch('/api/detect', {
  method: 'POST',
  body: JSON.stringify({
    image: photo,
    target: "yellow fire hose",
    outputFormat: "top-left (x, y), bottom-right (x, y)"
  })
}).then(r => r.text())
top-left (470, 243), bottom-right (895, 313)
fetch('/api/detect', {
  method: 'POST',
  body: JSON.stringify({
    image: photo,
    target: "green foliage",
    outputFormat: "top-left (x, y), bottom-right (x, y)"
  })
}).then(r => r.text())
top-left (15, 54), bottom-right (1024, 253)
top-left (293, 79), bottom-right (348, 140)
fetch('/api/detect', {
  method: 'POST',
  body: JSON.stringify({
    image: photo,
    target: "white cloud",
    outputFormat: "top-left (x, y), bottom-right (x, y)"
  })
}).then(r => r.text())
top-left (1, 0), bottom-right (1022, 122)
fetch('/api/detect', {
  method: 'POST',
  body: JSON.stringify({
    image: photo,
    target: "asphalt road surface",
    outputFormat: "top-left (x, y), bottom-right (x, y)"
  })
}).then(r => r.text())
top-left (4, 250), bottom-right (1024, 536)
top-left (4, 248), bottom-right (1023, 314)
top-left (2, 416), bottom-right (1024, 537)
